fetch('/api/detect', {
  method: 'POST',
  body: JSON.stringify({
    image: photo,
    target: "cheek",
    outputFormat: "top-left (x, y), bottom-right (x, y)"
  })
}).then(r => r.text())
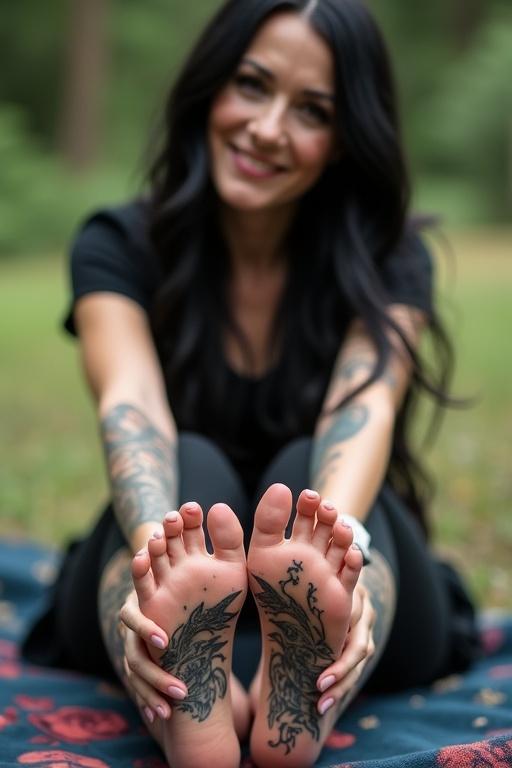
top-left (209, 89), bottom-right (247, 136)
top-left (296, 133), bottom-right (335, 173)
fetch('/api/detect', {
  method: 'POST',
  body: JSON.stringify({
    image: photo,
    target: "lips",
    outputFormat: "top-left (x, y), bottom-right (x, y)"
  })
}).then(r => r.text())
top-left (229, 144), bottom-right (287, 178)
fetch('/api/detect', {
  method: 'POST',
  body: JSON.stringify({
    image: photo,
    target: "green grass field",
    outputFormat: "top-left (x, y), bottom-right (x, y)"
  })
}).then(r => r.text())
top-left (1, 230), bottom-right (511, 609)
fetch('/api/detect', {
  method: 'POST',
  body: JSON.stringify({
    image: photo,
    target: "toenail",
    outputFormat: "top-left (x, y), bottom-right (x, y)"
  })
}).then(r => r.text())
top-left (341, 521), bottom-right (353, 530)
top-left (319, 697), bottom-right (335, 715)
top-left (318, 674), bottom-right (336, 692)
top-left (156, 705), bottom-right (167, 720)
top-left (305, 489), bottom-right (317, 499)
top-left (143, 706), bottom-right (154, 723)
top-left (323, 500), bottom-right (335, 510)
top-left (168, 685), bottom-right (187, 700)
top-left (135, 548), bottom-right (146, 557)
top-left (151, 529), bottom-right (163, 539)
top-left (150, 634), bottom-right (166, 650)
top-left (165, 511), bottom-right (179, 522)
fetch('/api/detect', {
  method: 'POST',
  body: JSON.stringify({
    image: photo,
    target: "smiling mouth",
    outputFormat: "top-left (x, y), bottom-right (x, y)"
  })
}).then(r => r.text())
top-left (229, 144), bottom-right (287, 177)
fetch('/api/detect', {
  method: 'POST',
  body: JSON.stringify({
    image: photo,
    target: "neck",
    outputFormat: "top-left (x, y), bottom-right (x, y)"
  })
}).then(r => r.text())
top-left (220, 203), bottom-right (296, 272)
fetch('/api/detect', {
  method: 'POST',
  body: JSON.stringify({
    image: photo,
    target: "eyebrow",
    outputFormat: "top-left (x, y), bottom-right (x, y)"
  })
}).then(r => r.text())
top-left (241, 57), bottom-right (335, 103)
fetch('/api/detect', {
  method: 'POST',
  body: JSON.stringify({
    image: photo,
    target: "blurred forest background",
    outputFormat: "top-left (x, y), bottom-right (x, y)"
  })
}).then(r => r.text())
top-left (0, 1), bottom-right (511, 608)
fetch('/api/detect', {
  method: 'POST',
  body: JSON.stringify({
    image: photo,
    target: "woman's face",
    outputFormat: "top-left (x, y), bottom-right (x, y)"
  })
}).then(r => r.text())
top-left (208, 12), bottom-right (338, 215)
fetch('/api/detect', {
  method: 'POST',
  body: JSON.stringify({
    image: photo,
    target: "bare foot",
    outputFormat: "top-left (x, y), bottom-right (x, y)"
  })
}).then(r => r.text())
top-left (132, 501), bottom-right (248, 768)
top-left (247, 485), bottom-right (362, 768)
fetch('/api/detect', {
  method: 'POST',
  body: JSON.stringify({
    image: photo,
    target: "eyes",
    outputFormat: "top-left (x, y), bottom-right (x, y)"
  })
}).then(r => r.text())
top-left (233, 72), bottom-right (333, 128)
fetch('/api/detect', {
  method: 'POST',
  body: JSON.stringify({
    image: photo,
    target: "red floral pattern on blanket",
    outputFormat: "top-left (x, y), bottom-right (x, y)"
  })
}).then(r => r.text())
top-left (437, 737), bottom-right (512, 767)
top-left (16, 695), bottom-right (54, 711)
top-left (17, 750), bottom-right (110, 768)
top-left (28, 707), bottom-right (128, 744)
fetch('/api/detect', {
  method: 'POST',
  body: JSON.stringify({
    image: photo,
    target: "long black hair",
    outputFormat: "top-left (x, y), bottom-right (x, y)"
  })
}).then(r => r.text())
top-left (147, 0), bottom-right (454, 535)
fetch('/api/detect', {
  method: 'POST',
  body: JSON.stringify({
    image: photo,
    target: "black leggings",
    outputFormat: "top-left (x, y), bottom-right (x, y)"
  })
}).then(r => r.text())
top-left (23, 433), bottom-right (453, 692)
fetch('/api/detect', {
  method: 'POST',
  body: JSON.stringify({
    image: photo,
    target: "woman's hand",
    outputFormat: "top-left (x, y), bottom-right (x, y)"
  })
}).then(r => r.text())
top-left (119, 590), bottom-right (188, 723)
top-left (315, 582), bottom-right (376, 714)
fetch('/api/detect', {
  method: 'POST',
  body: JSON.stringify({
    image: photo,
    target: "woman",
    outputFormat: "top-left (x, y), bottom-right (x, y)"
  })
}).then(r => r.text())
top-left (23, 1), bottom-right (478, 767)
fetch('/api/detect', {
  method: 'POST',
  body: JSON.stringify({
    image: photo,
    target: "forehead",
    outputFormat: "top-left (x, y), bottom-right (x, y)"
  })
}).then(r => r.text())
top-left (242, 12), bottom-right (335, 92)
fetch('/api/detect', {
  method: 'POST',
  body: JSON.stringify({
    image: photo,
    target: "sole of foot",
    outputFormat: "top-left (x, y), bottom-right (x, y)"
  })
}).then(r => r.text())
top-left (247, 484), bottom-right (362, 768)
top-left (132, 501), bottom-right (248, 768)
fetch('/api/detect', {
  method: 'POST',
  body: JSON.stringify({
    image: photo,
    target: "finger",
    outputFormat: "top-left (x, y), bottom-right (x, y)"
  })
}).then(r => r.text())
top-left (120, 596), bottom-right (169, 651)
top-left (125, 631), bottom-right (188, 700)
top-left (349, 587), bottom-right (364, 626)
top-left (317, 621), bottom-right (373, 691)
top-left (317, 658), bottom-right (367, 715)
top-left (123, 656), bottom-right (172, 720)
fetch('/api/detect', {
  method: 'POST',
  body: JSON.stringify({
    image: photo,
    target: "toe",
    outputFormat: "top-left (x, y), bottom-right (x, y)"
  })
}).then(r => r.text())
top-left (325, 520), bottom-right (353, 571)
top-left (180, 502), bottom-right (207, 554)
top-left (339, 544), bottom-right (363, 592)
top-left (207, 503), bottom-right (246, 563)
top-left (290, 489), bottom-right (319, 542)
top-left (163, 510), bottom-right (185, 562)
top-left (250, 483), bottom-right (293, 548)
top-left (311, 500), bottom-right (338, 552)
top-left (147, 526), bottom-right (171, 585)
top-left (132, 548), bottom-right (156, 604)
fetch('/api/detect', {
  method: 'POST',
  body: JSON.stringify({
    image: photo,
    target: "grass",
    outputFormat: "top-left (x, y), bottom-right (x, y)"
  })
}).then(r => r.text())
top-left (0, 230), bottom-right (511, 609)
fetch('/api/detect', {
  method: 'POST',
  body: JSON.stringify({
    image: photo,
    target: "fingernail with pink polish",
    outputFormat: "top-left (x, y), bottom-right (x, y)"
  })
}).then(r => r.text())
top-left (143, 706), bottom-right (154, 724)
top-left (168, 685), bottom-right (187, 700)
top-left (150, 634), bottom-right (166, 650)
top-left (156, 705), bottom-right (167, 720)
top-left (319, 697), bottom-right (335, 715)
top-left (318, 674), bottom-right (336, 692)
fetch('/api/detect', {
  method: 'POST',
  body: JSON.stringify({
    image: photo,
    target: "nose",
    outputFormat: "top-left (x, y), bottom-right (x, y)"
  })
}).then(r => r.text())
top-left (248, 98), bottom-right (287, 148)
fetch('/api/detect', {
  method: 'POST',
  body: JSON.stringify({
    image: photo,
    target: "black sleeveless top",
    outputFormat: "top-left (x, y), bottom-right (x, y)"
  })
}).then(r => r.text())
top-left (64, 200), bottom-right (433, 495)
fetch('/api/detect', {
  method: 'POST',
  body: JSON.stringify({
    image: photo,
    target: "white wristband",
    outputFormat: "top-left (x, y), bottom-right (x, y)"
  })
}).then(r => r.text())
top-left (341, 514), bottom-right (372, 565)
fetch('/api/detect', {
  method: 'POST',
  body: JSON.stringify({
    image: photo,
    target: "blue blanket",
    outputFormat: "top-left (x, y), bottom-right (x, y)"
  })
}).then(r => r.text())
top-left (1, 538), bottom-right (511, 767)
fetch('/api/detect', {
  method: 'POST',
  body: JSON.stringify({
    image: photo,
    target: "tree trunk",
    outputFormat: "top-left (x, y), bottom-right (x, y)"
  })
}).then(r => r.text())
top-left (449, 0), bottom-right (485, 52)
top-left (58, 0), bottom-right (109, 171)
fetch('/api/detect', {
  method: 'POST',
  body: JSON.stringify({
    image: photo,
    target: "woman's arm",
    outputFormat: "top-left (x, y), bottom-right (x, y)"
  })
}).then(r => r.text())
top-left (311, 304), bottom-right (427, 519)
top-left (75, 293), bottom-right (178, 553)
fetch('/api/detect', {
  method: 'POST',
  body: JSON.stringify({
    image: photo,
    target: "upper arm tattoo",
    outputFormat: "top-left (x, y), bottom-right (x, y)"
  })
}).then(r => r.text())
top-left (101, 403), bottom-right (177, 538)
top-left (335, 353), bottom-right (397, 391)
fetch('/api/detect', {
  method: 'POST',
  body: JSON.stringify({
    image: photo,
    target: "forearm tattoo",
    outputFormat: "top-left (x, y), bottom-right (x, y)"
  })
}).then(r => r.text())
top-left (311, 404), bottom-right (369, 488)
top-left (159, 591), bottom-right (242, 722)
top-left (101, 404), bottom-right (177, 538)
top-left (252, 561), bottom-right (335, 754)
top-left (98, 550), bottom-right (134, 682)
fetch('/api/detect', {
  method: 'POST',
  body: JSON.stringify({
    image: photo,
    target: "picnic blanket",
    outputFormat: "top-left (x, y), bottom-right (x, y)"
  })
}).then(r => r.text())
top-left (0, 537), bottom-right (511, 767)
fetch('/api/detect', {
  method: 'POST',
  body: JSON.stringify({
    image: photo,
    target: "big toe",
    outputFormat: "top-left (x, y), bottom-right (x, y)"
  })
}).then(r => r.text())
top-left (207, 503), bottom-right (245, 563)
top-left (250, 483), bottom-right (293, 548)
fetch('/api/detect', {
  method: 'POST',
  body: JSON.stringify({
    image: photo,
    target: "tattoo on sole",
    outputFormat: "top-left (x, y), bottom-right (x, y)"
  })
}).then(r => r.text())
top-left (159, 591), bottom-right (242, 722)
top-left (252, 561), bottom-right (335, 755)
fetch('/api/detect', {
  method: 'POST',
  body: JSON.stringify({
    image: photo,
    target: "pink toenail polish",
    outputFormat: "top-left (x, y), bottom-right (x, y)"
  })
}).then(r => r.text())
top-left (151, 529), bottom-right (163, 539)
top-left (341, 521), bottom-right (353, 530)
top-left (318, 674), bottom-right (336, 692)
top-left (165, 511), bottom-right (178, 522)
top-left (168, 685), bottom-right (187, 700)
top-left (135, 549), bottom-right (146, 557)
top-left (144, 706), bottom-right (154, 724)
top-left (305, 489), bottom-right (317, 499)
top-left (323, 500), bottom-right (335, 510)
top-left (319, 697), bottom-right (335, 715)
top-left (150, 634), bottom-right (166, 650)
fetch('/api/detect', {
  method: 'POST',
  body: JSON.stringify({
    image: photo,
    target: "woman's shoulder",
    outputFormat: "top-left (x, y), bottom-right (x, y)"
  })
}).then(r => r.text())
top-left (378, 220), bottom-right (435, 315)
top-left (73, 197), bottom-right (152, 253)
top-left (64, 198), bottom-right (161, 335)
